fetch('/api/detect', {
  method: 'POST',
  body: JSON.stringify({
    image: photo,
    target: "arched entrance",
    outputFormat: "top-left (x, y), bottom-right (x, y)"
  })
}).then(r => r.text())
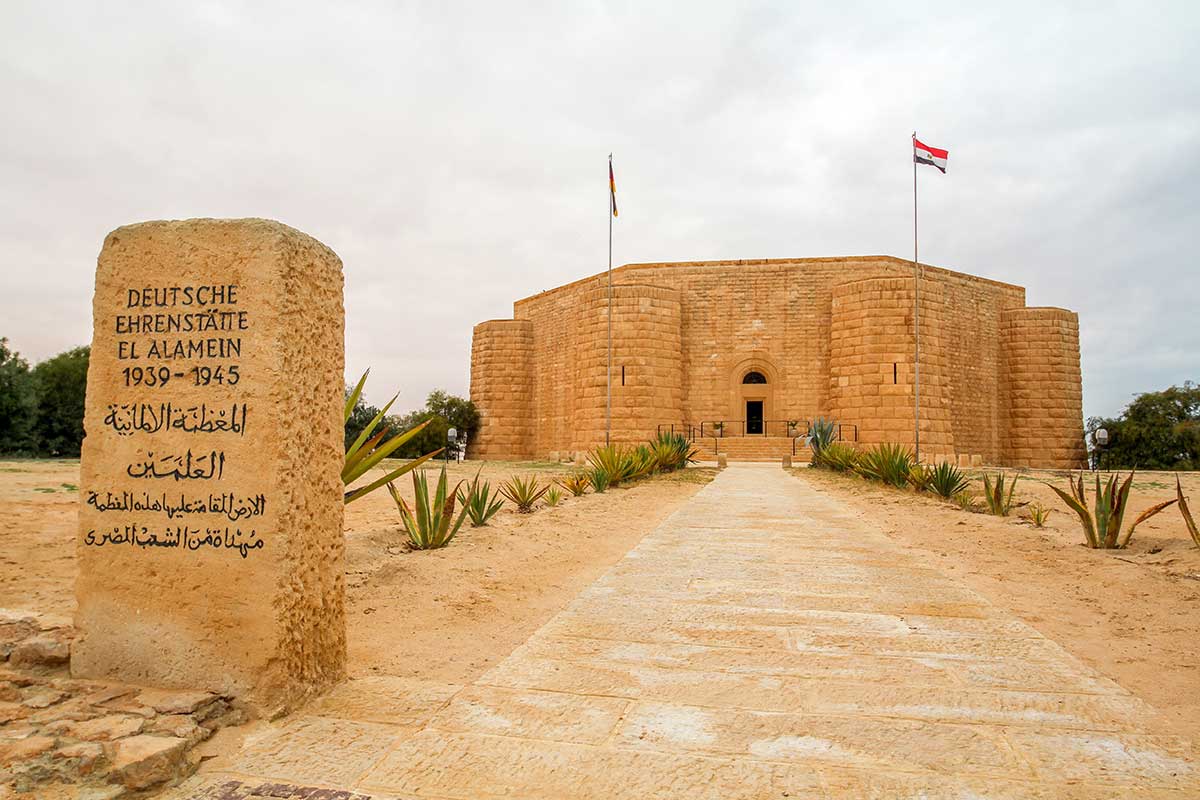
top-left (728, 356), bottom-right (778, 436)
top-left (742, 371), bottom-right (767, 434)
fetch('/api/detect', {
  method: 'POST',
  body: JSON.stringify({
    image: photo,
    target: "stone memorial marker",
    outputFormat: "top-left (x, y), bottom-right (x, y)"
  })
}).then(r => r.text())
top-left (74, 219), bottom-right (346, 710)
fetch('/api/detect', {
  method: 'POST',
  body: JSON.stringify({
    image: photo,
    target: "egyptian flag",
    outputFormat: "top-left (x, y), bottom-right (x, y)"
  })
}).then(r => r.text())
top-left (913, 138), bottom-right (948, 173)
top-left (609, 159), bottom-right (618, 217)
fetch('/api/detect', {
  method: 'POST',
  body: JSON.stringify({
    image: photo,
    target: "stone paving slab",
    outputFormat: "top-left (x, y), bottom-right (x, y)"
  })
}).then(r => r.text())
top-left (169, 465), bottom-right (1198, 799)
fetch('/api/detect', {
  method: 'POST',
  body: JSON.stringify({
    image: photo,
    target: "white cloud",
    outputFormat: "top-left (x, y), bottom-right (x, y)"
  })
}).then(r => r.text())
top-left (1, 0), bottom-right (1196, 418)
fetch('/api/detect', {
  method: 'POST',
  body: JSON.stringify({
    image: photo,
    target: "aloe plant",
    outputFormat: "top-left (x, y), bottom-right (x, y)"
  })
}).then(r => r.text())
top-left (343, 370), bottom-right (441, 503)
top-left (920, 462), bottom-right (971, 499)
top-left (1178, 476), bottom-right (1199, 548)
top-left (1027, 502), bottom-right (1052, 528)
top-left (544, 487), bottom-right (563, 507)
top-left (651, 432), bottom-right (698, 472)
top-left (388, 466), bottom-right (468, 549)
top-left (590, 467), bottom-right (611, 494)
top-left (588, 445), bottom-right (636, 486)
top-left (1046, 471), bottom-right (1177, 549)
top-left (499, 474), bottom-right (549, 513)
top-left (457, 467), bottom-right (504, 527)
top-left (558, 472), bottom-right (591, 497)
top-left (982, 472), bottom-right (1022, 516)
top-left (815, 442), bottom-right (860, 472)
top-left (856, 443), bottom-right (915, 488)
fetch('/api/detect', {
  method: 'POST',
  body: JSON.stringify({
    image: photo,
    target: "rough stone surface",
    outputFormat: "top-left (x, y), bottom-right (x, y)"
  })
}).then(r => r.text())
top-left (0, 655), bottom-right (242, 796)
top-left (168, 465), bottom-right (1195, 799)
top-left (9, 635), bottom-right (71, 669)
top-left (74, 218), bottom-right (347, 711)
top-left (67, 714), bottom-right (145, 741)
top-left (109, 734), bottom-right (189, 789)
top-left (469, 257), bottom-right (1086, 468)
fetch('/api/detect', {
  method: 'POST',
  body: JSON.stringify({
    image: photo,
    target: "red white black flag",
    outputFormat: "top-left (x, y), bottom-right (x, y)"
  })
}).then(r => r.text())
top-left (913, 138), bottom-right (948, 173)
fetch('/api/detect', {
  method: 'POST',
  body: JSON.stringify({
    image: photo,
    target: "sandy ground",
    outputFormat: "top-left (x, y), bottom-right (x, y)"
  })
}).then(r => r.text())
top-left (341, 460), bottom-right (715, 682)
top-left (792, 466), bottom-right (1200, 740)
top-left (0, 458), bottom-right (714, 684)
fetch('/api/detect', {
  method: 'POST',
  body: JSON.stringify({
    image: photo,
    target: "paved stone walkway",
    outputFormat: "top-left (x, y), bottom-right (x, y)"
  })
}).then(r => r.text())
top-left (172, 465), bottom-right (1197, 799)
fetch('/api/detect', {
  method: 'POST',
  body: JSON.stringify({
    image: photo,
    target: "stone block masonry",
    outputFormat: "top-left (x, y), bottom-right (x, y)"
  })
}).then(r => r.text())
top-left (74, 219), bottom-right (346, 712)
top-left (470, 256), bottom-right (1087, 468)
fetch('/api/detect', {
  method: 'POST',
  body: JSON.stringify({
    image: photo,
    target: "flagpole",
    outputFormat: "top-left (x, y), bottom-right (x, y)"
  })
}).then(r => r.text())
top-left (606, 153), bottom-right (613, 447)
top-left (912, 132), bottom-right (921, 464)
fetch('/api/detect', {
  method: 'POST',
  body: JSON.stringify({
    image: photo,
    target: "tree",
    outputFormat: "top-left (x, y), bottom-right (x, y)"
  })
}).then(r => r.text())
top-left (1089, 381), bottom-right (1200, 470)
top-left (31, 346), bottom-right (90, 457)
top-left (387, 391), bottom-right (479, 460)
top-left (426, 389), bottom-right (480, 444)
top-left (0, 338), bottom-right (37, 455)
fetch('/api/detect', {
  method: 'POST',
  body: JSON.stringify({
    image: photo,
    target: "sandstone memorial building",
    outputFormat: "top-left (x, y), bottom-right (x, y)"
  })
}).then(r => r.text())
top-left (470, 256), bottom-right (1086, 468)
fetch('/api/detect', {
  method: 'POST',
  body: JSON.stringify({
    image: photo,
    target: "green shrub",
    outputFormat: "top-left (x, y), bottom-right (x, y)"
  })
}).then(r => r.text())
top-left (856, 443), bottom-right (915, 488)
top-left (388, 466), bottom-right (468, 550)
top-left (558, 472), bottom-right (591, 497)
top-left (457, 467), bottom-right (504, 527)
top-left (1047, 471), bottom-right (1177, 549)
top-left (982, 472), bottom-right (1023, 517)
top-left (921, 462), bottom-right (970, 499)
top-left (499, 475), bottom-right (549, 513)
top-left (545, 487), bottom-right (563, 507)
top-left (815, 442), bottom-right (860, 472)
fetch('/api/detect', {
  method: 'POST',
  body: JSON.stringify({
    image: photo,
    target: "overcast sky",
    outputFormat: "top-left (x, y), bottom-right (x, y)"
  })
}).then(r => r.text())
top-left (2, 1), bottom-right (1196, 421)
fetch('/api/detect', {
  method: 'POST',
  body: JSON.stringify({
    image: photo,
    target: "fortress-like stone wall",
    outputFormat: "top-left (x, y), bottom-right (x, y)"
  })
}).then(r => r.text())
top-left (469, 256), bottom-right (1086, 468)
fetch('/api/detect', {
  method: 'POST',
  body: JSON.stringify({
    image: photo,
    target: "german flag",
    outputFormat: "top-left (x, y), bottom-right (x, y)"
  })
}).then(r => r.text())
top-left (609, 158), bottom-right (618, 217)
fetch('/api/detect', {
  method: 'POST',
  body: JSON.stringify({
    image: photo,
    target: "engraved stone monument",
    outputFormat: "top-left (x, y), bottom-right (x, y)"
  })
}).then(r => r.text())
top-left (74, 219), bottom-right (346, 709)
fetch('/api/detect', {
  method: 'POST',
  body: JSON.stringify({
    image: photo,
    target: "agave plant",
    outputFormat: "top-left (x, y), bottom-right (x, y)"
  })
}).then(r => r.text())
top-left (588, 445), bottom-right (637, 486)
top-left (921, 462), bottom-right (971, 499)
top-left (907, 464), bottom-right (930, 492)
top-left (629, 445), bottom-right (659, 481)
top-left (1027, 502), bottom-right (1052, 528)
top-left (809, 417), bottom-right (837, 459)
top-left (590, 467), bottom-right (611, 494)
top-left (856, 443), bottom-right (915, 488)
top-left (1178, 476), bottom-right (1199, 548)
top-left (388, 466), bottom-right (468, 550)
top-left (982, 472), bottom-right (1022, 516)
top-left (499, 474), bottom-right (549, 513)
top-left (558, 472), bottom-right (591, 497)
top-left (651, 432), bottom-right (698, 472)
top-left (1046, 472), bottom-right (1177, 549)
top-left (815, 442), bottom-right (860, 472)
top-left (343, 370), bottom-right (441, 503)
top-left (457, 467), bottom-right (504, 527)
top-left (544, 487), bottom-right (564, 507)
top-left (954, 490), bottom-right (984, 513)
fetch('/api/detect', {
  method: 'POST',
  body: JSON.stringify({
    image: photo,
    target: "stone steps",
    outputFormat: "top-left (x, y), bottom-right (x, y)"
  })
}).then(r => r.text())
top-left (695, 436), bottom-right (810, 463)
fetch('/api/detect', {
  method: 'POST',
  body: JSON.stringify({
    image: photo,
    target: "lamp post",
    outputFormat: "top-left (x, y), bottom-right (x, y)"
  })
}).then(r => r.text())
top-left (447, 427), bottom-right (457, 464)
top-left (1094, 428), bottom-right (1108, 471)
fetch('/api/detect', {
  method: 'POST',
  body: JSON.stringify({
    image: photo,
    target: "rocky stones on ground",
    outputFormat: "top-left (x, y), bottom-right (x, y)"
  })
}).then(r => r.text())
top-left (108, 734), bottom-right (190, 790)
top-left (10, 635), bottom-right (72, 669)
top-left (0, 613), bottom-right (244, 798)
top-left (137, 688), bottom-right (217, 716)
top-left (66, 715), bottom-right (145, 742)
